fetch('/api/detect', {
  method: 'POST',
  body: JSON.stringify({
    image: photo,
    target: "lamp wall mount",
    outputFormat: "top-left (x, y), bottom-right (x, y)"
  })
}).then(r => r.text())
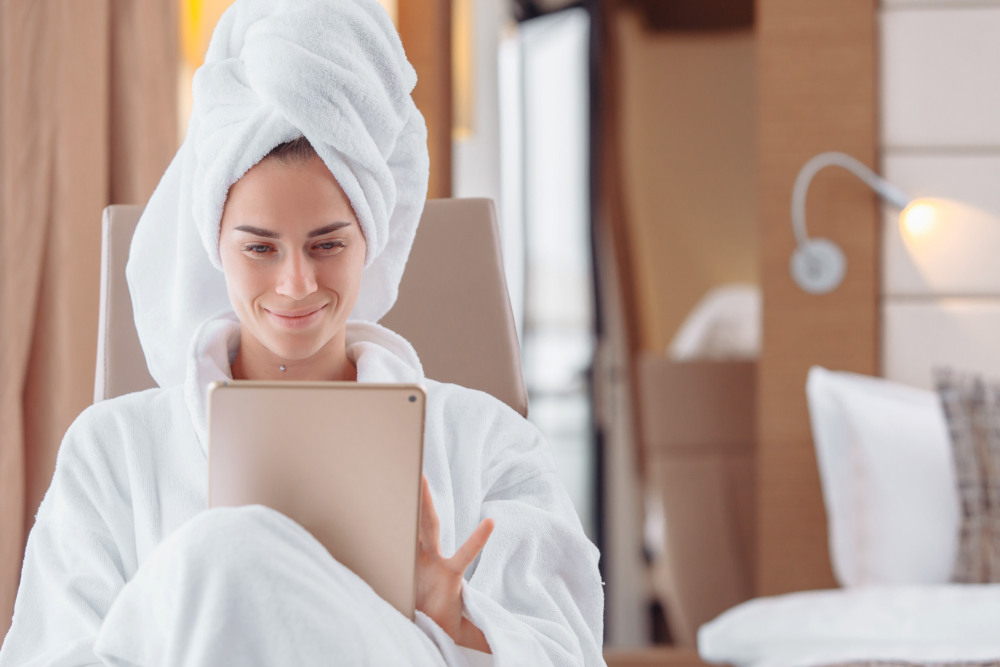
top-left (789, 151), bottom-right (911, 294)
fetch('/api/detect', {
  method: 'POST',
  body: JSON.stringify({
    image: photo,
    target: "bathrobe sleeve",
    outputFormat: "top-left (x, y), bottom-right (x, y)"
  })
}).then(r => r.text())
top-left (0, 401), bottom-right (142, 666)
top-left (441, 391), bottom-right (606, 667)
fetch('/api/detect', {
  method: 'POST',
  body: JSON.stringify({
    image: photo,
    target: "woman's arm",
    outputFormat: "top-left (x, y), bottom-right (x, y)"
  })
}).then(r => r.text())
top-left (0, 408), bottom-right (136, 666)
top-left (461, 470), bottom-right (605, 666)
top-left (428, 388), bottom-right (605, 667)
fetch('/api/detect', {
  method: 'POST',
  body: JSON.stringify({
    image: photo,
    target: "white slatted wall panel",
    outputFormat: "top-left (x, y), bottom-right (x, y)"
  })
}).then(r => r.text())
top-left (880, 0), bottom-right (1000, 388)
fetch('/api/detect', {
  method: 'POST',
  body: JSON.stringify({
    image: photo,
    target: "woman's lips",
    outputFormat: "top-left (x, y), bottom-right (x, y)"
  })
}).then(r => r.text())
top-left (264, 304), bottom-right (327, 330)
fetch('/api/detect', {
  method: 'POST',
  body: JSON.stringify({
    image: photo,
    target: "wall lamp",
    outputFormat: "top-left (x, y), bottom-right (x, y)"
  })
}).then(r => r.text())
top-left (790, 152), bottom-right (912, 294)
top-left (791, 151), bottom-right (1000, 295)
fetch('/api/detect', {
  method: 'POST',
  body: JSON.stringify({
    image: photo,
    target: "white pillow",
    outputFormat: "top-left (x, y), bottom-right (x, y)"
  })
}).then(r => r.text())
top-left (668, 283), bottom-right (760, 361)
top-left (806, 366), bottom-right (960, 587)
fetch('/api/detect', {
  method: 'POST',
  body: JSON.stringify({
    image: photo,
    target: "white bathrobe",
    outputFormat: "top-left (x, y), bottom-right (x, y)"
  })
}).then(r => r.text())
top-left (0, 316), bottom-right (605, 666)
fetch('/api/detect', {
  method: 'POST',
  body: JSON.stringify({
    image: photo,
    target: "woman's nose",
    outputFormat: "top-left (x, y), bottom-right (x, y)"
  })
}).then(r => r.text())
top-left (275, 253), bottom-right (318, 300)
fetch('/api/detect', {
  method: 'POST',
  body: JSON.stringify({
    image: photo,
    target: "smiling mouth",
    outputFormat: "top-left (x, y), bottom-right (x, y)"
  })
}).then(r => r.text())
top-left (265, 304), bottom-right (327, 329)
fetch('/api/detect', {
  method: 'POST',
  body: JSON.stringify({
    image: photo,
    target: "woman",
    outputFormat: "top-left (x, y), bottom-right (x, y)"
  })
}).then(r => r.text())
top-left (0, 1), bottom-right (604, 665)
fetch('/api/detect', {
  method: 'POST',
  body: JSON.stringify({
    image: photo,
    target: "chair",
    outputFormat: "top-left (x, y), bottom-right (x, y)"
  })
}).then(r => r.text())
top-left (95, 198), bottom-right (528, 417)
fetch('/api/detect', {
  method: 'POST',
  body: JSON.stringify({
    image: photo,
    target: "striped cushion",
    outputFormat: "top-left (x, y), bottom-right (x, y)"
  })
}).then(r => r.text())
top-left (936, 370), bottom-right (1000, 583)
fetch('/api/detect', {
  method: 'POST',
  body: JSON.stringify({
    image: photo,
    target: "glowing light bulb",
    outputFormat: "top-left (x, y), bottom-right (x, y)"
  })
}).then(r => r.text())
top-left (901, 201), bottom-right (937, 238)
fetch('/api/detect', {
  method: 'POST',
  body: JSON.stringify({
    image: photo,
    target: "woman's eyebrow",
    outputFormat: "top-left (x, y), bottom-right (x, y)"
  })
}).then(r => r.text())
top-left (233, 221), bottom-right (351, 239)
top-left (234, 225), bottom-right (278, 238)
top-left (307, 221), bottom-right (351, 237)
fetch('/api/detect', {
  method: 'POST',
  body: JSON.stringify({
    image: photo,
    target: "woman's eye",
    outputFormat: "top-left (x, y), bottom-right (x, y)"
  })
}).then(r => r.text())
top-left (314, 240), bottom-right (346, 252)
top-left (243, 244), bottom-right (273, 255)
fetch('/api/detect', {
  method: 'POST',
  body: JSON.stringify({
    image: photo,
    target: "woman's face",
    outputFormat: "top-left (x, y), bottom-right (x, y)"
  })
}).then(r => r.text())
top-left (219, 154), bottom-right (366, 366)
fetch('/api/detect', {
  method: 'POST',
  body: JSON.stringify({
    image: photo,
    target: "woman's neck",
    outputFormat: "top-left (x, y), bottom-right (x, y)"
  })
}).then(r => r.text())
top-left (230, 333), bottom-right (357, 382)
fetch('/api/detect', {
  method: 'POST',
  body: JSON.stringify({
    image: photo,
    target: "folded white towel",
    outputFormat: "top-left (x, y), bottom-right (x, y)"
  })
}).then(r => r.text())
top-left (698, 585), bottom-right (1000, 667)
top-left (126, 0), bottom-right (429, 388)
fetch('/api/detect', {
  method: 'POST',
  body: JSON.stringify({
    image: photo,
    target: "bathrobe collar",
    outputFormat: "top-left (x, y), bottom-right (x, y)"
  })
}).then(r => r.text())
top-left (183, 312), bottom-right (425, 454)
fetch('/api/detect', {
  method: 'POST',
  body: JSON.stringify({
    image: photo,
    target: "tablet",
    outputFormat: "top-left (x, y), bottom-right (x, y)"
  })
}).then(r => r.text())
top-left (207, 380), bottom-right (426, 619)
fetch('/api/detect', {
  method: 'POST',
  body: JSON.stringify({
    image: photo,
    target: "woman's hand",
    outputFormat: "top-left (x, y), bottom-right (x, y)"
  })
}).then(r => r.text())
top-left (416, 476), bottom-right (494, 654)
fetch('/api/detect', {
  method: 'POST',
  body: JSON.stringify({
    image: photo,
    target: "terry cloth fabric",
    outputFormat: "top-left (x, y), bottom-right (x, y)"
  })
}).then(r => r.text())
top-left (126, 0), bottom-right (429, 389)
top-left (0, 314), bottom-right (606, 665)
top-left (935, 370), bottom-right (1000, 583)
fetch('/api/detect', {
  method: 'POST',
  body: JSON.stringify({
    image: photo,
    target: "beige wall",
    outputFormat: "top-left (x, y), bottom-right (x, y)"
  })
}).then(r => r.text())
top-left (617, 10), bottom-right (757, 352)
top-left (879, 2), bottom-right (1000, 388)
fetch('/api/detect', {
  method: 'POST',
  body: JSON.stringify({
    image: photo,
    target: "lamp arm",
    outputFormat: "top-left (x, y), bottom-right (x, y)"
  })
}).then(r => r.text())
top-left (791, 151), bottom-right (911, 247)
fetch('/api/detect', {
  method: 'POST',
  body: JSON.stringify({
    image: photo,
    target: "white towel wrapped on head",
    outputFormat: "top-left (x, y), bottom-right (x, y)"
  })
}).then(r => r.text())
top-left (126, 0), bottom-right (429, 388)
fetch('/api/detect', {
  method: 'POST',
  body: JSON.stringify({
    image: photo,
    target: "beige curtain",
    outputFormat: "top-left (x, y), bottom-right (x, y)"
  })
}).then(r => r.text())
top-left (0, 0), bottom-right (177, 635)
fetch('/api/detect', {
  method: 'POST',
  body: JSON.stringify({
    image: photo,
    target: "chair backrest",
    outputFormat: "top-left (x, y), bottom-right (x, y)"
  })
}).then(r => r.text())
top-left (95, 198), bottom-right (528, 416)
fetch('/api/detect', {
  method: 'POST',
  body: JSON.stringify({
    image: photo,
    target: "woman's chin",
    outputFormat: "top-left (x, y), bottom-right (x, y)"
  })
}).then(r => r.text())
top-left (240, 317), bottom-right (346, 370)
top-left (265, 342), bottom-right (325, 365)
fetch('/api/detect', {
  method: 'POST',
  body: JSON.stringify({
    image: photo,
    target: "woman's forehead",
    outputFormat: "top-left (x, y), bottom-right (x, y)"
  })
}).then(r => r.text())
top-left (222, 155), bottom-right (359, 233)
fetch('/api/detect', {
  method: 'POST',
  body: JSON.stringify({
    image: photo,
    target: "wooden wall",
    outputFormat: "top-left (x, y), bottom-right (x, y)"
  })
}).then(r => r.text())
top-left (616, 9), bottom-right (758, 352)
top-left (398, 0), bottom-right (453, 198)
top-left (755, 0), bottom-right (880, 594)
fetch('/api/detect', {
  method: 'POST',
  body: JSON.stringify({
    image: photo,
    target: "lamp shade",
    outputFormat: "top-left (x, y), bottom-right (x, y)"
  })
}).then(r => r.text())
top-left (886, 197), bottom-right (1000, 295)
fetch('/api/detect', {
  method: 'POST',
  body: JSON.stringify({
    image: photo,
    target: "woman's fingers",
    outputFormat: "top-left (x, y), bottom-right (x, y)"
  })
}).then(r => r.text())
top-left (419, 476), bottom-right (441, 551)
top-left (419, 479), bottom-right (493, 574)
top-left (450, 518), bottom-right (494, 571)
